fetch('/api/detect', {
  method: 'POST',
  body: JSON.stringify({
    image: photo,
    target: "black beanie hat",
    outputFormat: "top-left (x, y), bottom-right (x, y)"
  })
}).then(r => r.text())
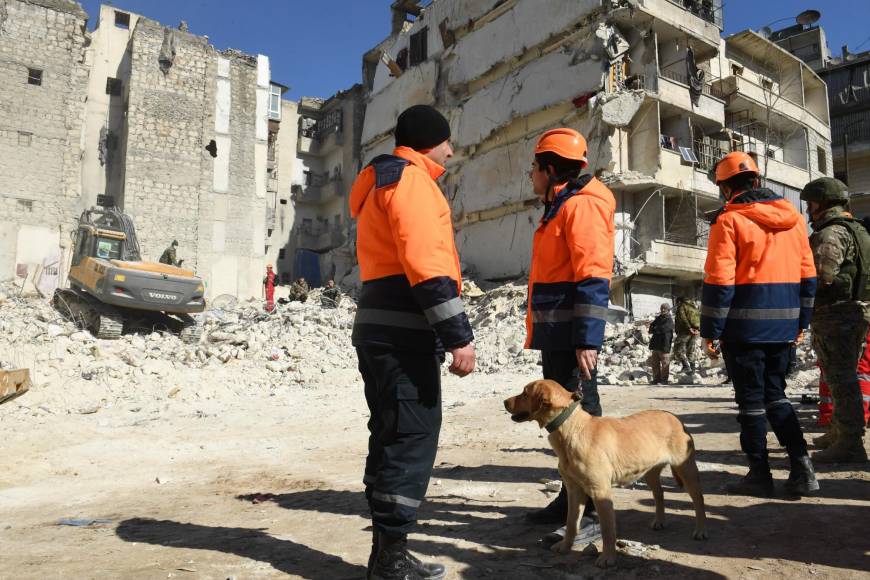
top-left (395, 105), bottom-right (451, 151)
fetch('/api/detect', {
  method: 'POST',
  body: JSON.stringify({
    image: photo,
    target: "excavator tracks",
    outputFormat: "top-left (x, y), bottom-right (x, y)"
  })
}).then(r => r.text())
top-left (53, 288), bottom-right (124, 339)
top-left (53, 287), bottom-right (202, 343)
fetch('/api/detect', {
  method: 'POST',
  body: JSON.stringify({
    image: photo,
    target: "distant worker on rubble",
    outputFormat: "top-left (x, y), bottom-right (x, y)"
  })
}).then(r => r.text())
top-left (673, 296), bottom-right (701, 373)
top-left (521, 127), bottom-right (615, 550)
top-left (702, 151), bottom-right (818, 497)
top-left (320, 279), bottom-right (341, 309)
top-left (801, 177), bottom-right (870, 463)
top-left (349, 104), bottom-right (475, 579)
top-left (159, 240), bottom-right (182, 267)
top-left (263, 263), bottom-right (276, 313)
top-left (648, 302), bottom-right (674, 385)
top-left (287, 277), bottom-right (309, 303)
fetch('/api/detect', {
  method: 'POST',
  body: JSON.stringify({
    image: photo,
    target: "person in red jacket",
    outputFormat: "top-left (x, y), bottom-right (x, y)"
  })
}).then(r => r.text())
top-left (262, 263), bottom-right (276, 312)
top-left (702, 152), bottom-right (819, 497)
top-left (522, 128), bottom-right (616, 550)
top-left (349, 104), bottom-right (475, 580)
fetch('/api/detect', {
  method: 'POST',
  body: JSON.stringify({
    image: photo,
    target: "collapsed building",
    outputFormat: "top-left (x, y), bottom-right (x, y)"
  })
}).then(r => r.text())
top-left (358, 0), bottom-right (833, 317)
top-left (0, 1), bottom-right (288, 299)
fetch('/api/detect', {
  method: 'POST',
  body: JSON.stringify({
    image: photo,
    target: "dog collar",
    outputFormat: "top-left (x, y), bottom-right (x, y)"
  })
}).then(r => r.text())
top-left (545, 400), bottom-right (581, 433)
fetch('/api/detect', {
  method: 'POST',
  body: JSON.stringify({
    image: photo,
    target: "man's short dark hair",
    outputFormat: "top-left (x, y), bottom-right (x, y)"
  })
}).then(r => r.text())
top-left (535, 152), bottom-right (584, 182)
top-left (721, 172), bottom-right (757, 194)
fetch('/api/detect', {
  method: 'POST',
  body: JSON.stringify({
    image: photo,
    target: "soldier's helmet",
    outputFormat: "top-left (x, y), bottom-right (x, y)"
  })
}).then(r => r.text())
top-left (800, 177), bottom-right (849, 203)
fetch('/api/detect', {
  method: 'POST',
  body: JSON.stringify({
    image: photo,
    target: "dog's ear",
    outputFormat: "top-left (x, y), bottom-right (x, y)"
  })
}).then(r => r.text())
top-left (530, 381), bottom-right (552, 417)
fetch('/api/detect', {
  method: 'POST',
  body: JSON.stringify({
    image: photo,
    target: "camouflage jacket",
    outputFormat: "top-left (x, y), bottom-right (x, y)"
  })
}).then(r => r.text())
top-left (674, 301), bottom-right (701, 335)
top-left (810, 206), bottom-right (857, 309)
top-left (159, 246), bottom-right (179, 266)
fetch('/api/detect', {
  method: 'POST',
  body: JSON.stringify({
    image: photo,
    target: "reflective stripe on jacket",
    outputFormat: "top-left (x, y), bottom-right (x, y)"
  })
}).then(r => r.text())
top-left (349, 147), bottom-right (473, 352)
top-left (701, 188), bottom-right (816, 343)
top-left (525, 175), bottom-right (616, 350)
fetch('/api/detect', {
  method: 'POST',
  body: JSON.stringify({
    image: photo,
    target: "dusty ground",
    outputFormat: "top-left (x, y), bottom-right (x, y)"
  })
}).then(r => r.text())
top-left (1, 369), bottom-right (868, 580)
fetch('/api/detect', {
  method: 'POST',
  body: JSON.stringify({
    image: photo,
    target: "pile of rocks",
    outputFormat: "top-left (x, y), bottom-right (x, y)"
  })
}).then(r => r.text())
top-left (0, 280), bottom-right (820, 417)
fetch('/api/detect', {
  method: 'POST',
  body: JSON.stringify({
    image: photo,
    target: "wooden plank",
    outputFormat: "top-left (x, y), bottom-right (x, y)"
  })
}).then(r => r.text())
top-left (0, 369), bottom-right (31, 405)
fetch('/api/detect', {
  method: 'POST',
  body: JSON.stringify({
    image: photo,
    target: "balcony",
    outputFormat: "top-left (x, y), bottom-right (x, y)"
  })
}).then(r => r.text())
top-left (654, 70), bottom-right (725, 127)
top-left (641, 239), bottom-right (707, 279)
top-left (611, 0), bottom-right (722, 58)
top-left (655, 147), bottom-right (720, 199)
top-left (714, 75), bottom-right (830, 139)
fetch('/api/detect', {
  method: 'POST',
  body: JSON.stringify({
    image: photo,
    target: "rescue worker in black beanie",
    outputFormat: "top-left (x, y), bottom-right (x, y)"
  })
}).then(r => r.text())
top-left (349, 104), bottom-right (475, 580)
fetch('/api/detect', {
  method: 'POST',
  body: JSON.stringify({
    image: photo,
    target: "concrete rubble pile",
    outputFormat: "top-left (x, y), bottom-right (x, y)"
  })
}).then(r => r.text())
top-left (0, 280), bottom-right (820, 417)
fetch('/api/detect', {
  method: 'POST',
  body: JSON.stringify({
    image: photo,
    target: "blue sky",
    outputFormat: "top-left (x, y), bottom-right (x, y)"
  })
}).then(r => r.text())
top-left (79, 0), bottom-right (870, 100)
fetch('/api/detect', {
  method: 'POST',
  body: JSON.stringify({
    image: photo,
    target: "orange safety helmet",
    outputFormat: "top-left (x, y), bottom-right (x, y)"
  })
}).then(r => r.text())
top-left (713, 151), bottom-right (759, 184)
top-left (535, 128), bottom-right (588, 167)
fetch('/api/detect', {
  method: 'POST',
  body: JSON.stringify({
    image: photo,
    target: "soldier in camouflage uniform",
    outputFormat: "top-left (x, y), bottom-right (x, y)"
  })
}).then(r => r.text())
top-left (673, 296), bottom-right (701, 373)
top-left (288, 277), bottom-right (310, 303)
top-left (159, 240), bottom-right (182, 267)
top-left (802, 177), bottom-right (869, 463)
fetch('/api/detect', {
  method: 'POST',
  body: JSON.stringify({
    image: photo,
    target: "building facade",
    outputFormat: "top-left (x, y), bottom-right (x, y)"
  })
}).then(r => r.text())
top-left (0, 1), bottom-right (286, 299)
top-left (358, 0), bottom-right (832, 317)
top-left (288, 86), bottom-right (365, 286)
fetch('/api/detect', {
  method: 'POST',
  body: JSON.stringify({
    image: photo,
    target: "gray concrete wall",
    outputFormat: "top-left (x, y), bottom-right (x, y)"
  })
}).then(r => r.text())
top-left (0, 0), bottom-right (89, 283)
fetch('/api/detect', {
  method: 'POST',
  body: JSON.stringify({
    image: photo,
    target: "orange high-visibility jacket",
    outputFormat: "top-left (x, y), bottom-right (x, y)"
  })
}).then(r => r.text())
top-left (701, 189), bottom-right (816, 343)
top-left (526, 175), bottom-right (616, 350)
top-left (349, 146), bottom-right (473, 352)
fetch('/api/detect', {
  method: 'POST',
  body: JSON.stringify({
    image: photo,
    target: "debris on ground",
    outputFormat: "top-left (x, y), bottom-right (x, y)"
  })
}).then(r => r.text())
top-left (0, 281), bottom-right (821, 418)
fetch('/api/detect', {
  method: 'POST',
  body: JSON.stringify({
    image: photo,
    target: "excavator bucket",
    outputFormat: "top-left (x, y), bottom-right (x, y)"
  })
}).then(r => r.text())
top-left (0, 368), bottom-right (31, 405)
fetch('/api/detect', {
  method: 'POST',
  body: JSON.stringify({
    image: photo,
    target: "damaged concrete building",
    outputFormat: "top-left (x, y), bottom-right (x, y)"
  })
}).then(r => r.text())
top-left (0, 1), bottom-right (288, 299)
top-left (286, 86), bottom-right (366, 286)
top-left (359, 0), bottom-right (832, 317)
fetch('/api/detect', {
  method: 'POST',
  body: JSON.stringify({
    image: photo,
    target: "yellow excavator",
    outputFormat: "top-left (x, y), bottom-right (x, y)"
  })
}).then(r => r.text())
top-left (53, 206), bottom-right (206, 342)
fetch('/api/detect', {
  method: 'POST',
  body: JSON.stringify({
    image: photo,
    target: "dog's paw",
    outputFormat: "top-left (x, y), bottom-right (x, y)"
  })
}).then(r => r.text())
top-left (650, 519), bottom-right (664, 530)
top-left (693, 528), bottom-right (709, 541)
top-left (595, 553), bottom-right (617, 568)
top-left (550, 539), bottom-right (574, 554)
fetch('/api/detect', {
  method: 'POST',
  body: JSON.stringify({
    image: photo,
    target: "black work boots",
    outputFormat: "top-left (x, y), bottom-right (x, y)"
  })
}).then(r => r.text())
top-left (725, 466), bottom-right (775, 497)
top-left (783, 455), bottom-right (820, 496)
top-left (369, 532), bottom-right (446, 580)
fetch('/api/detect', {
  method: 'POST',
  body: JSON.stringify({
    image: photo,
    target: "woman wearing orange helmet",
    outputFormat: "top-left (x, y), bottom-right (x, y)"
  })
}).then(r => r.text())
top-left (702, 151), bottom-right (819, 497)
top-left (523, 128), bottom-right (616, 550)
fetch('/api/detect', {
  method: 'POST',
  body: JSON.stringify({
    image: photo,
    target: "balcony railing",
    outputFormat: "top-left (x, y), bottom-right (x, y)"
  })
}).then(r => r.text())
top-left (665, 0), bottom-right (722, 28)
top-left (694, 139), bottom-right (729, 172)
top-left (660, 68), bottom-right (723, 98)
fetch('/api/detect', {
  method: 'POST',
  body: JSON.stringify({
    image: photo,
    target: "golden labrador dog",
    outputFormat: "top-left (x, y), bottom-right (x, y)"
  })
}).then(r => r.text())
top-left (504, 379), bottom-right (708, 568)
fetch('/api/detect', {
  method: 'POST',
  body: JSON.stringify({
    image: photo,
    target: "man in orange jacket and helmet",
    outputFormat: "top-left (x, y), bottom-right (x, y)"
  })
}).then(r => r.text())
top-left (349, 104), bottom-right (475, 580)
top-left (522, 128), bottom-right (616, 549)
top-left (702, 151), bottom-right (819, 497)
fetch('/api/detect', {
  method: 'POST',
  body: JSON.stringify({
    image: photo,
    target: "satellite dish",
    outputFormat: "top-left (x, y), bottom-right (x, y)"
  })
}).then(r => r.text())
top-left (796, 9), bottom-right (821, 26)
top-left (760, 26), bottom-right (773, 38)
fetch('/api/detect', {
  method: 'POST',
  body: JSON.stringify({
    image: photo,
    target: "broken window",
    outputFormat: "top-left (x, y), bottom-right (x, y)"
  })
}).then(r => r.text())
top-left (18, 131), bottom-right (31, 146)
top-left (106, 77), bottom-right (123, 96)
top-left (17, 199), bottom-right (33, 212)
top-left (114, 10), bottom-right (130, 29)
top-left (817, 146), bottom-right (827, 174)
top-left (409, 27), bottom-right (428, 66)
top-left (396, 48), bottom-right (409, 72)
top-left (27, 68), bottom-right (42, 86)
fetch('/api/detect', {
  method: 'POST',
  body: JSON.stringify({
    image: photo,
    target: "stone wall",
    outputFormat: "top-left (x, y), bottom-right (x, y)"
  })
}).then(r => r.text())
top-left (123, 19), bottom-right (266, 298)
top-left (0, 0), bottom-right (89, 281)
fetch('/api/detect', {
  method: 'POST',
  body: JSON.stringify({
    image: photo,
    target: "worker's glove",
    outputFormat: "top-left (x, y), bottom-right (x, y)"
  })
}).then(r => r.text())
top-left (705, 339), bottom-right (720, 360)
